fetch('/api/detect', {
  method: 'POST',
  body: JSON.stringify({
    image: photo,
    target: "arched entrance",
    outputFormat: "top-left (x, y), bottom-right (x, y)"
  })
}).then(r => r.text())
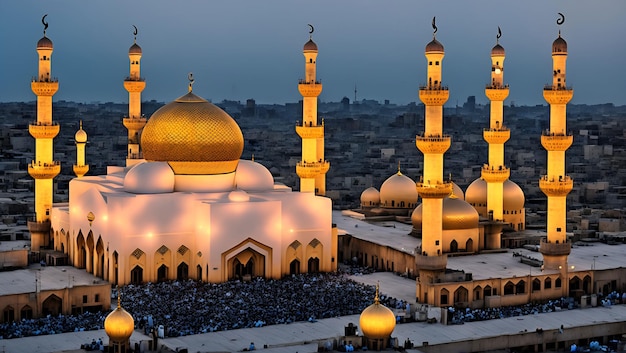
top-left (20, 305), bottom-right (33, 320)
top-left (76, 232), bottom-right (86, 269)
top-left (112, 251), bottom-right (119, 286)
top-left (196, 264), bottom-right (202, 281)
top-left (42, 294), bottom-right (62, 316)
top-left (85, 231), bottom-right (95, 274)
top-left (222, 238), bottom-right (272, 282)
top-left (454, 286), bottom-right (468, 306)
top-left (465, 238), bottom-right (474, 252)
top-left (289, 259), bottom-right (300, 275)
top-left (450, 240), bottom-right (458, 253)
top-left (131, 265), bottom-right (143, 284)
top-left (157, 264), bottom-right (168, 282)
top-left (307, 257), bottom-right (320, 273)
top-left (3, 306), bottom-right (14, 323)
top-left (177, 262), bottom-right (188, 281)
top-left (95, 237), bottom-right (105, 279)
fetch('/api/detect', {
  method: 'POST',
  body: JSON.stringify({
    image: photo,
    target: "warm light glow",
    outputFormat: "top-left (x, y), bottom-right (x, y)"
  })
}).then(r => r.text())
top-left (495, 68), bottom-right (501, 74)
top-left (102, 215), bottom-right (108, 221)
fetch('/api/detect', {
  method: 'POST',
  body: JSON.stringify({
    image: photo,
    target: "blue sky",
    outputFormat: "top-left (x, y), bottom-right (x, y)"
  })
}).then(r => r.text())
top-left (1, 0), bottom-right (625, 106)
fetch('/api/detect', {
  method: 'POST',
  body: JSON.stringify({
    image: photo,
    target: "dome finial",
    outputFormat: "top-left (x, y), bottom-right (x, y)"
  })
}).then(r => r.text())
top-left (308, 23), bottom-right (314, 39)
top-left (557, 12), bottom-right (565, 37)
top-left (116, 285), bottom-right (121, 308)
top-left (431, 16), bottom-right (438, 38)
top-left (79, 120), bottom-right (83, 130)
top-left (188, 72), bottom-right (195, 93)
top-left (251, 153), bottom-right (255, 162)
top-left (132, 25), bottom-right (138, 43)
top-left (397, 160), bottom-right (401, 175)
top-left (42, 14), bottom-right (49, 37)
top-left (496, 26), bottom-right (502, 44)
top-left (374, 282), bottom-right (380, 304)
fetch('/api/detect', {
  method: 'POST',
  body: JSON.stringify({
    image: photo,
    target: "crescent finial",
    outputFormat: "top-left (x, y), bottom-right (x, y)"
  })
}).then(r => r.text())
top-left (42, 14), bottom-right (49, 36)
top-left (133, 25), bottom-right (138, 37)
top-left (557, 12), bottom-right (565, 25)
top-left (188, 72), bottom-right (195, 93)
top-left (308, 24), bottom-right (314, 35)
top-left (497, 26), bottom-right (502, 41)
top-left (432, 16), bottom-right (438, 36)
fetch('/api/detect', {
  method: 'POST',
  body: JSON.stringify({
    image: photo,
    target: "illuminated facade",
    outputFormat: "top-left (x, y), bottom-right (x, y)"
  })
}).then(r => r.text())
top-left (48, 36), bottom-right (337, 286)
top-left (28, 15), bottom-right (61, 252)
top-left (296, 27), bottom-right (329, 195)
top-left (539, 20), bottom-right (573, 272)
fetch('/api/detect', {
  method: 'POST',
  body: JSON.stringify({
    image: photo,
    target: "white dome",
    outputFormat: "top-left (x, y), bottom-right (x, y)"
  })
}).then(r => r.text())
top-left (360, 187), bottom-right (380, 207)
top-left (228, 190), bottom-right (250, 202)
top-left (123, 162), bottom-right (175, 194)
top-left (380, 172), bottom-right (418, 209)
top-left (451, 182), bottom-right (464, 200)
top-left (235, 159), bottom-right (274, 192)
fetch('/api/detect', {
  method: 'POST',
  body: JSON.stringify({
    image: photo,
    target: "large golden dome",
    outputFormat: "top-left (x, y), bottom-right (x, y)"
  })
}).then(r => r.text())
top-left (465, 178), bottom-right (525, 213)
top-left (379, 171), bottom-right (418, 209)
top-left (141, 91), bottom-right (244, 175)
top-left (359, 286), bottom-right (396, 339)
top-left (412, 194), bottom-right (479, 230)
top-left (104, 300), bottom-right (135, 342)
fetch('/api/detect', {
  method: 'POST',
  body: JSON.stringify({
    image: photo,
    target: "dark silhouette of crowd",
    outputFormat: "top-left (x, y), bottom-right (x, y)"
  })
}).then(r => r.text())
top-left (121, 272), bottom-right (380, 337)
top-left (0, 310), bottom-right (107, 339)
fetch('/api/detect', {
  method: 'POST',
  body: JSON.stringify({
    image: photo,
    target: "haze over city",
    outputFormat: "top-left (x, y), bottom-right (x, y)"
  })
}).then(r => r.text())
top-left (1, 0), bottom-right (625, 106)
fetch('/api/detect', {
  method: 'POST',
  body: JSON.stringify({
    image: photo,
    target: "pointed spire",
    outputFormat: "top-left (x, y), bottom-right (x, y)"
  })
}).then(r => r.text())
top-left (116, 285), bottom-right (121, 308)
top-left (374, 282), bottom-right (380, 304)
top-left (188, 72), bottom-right (194, 93)
top-left (397, 160), bottom-right (402, 175)
top-left (251, 154), bottom-right (255, 162)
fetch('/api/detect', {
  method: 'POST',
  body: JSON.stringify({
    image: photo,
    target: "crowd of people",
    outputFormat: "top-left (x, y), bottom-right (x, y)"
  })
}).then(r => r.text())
top-left (0, 310), bottom-right (108, 339)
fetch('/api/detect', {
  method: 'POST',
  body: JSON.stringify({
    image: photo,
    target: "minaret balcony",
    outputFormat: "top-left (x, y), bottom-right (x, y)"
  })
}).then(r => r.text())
top-left (541, 133), bottom-right (573, 151)
top-left (485, 87), bottom-right (510, 101)
top-left (416, 181), bottom-right (452, 199)
top-left (29, 122), bottom-right (60, 139)
top-left (296, 125), bottom-right (324, 139)
top-left (28, 220), bottom-right (51, 234)
top-left (73, 164), bottom-right (89, 177)
top-left (539, 238), bottom-right (571, 256)
top-left (483, 128), bottom-right (510, 144)
top-left (123, 117), bottom-right (148, 131)
top-left (31, 81), bottom-right (59, 96)
top-left (415, 252), bottom-right (447, 271)
top-left (298, 81), bottom-right (323, 97)
top-left (543, 86), bottom-right (573, 104)
top-left (28, 161), bottom-right (61, 179)
top-left (539, 175), bottom-right (573, 196)
top-left (481, 165), bottom-right (510, 183)
top-left (296, 160), bottom-right (330, 178)
top-left (415, 135), bottom-right (451, 154)
top-left (124, 79), bottom-right (146, 93)
top-left (418, 88), bottom-right (449, 106)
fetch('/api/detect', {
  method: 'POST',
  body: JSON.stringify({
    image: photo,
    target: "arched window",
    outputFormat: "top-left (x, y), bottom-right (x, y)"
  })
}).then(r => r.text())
top-left (532, 278), bottom-right (541, 292)
top-left (504, 281), bottom-right (514, 295)
top-left (555, 278), bottom-right (562, 288)
top-left (544, 277), bottom-right (552, 289)
top-left (3, 306), bottom-right (14, 323)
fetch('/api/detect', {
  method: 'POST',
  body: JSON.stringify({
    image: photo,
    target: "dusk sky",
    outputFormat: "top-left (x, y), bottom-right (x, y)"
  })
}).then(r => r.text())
top-left (1, 1), bottom-right (625, 106)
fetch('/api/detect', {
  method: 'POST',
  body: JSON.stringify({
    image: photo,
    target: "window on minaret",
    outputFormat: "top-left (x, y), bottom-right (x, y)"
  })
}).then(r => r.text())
top-left (429, 61), bottom-right (432, 65)
top-left (435, 61), bottom-right (439, 65)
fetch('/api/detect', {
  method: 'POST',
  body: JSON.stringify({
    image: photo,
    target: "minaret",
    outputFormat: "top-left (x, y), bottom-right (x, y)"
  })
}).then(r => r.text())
top-left (73, 121), bottom-right (89, 178)
top-left (123, 25), bottom-right (146, 167)
top-left (482, 27), bottom-right (510, 248)
top-left (415, 17), bottom-right (453, 300)
top-left (296, 25), bottom-right (329, 195)
top-left (28, 15), bottom-right (61, 252)
top-left (539, 14), bottom-right (573, 273)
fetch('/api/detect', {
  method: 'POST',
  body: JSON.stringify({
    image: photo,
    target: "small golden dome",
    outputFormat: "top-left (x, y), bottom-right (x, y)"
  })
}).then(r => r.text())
top-left (380, 172), bottom-right (417, 209)
top-left (129, 43), bottom-right (142, 55)
top-left (425, 38), bottom-right (444, 53)
top-left (412, 194), bottom-right (479, 230)
top-left (104, 299), bottom-right (134, 342)
top-left (37, 36), bottom-right (53, 50)
top-left (552, 35), bottom-right (567, 54)
top-left (141, 91), bottom-right (244, 175)
top-left (359, 285), bottom-right (396, 339)
top-left (75, 121), bottom-right (87, 143)
top-left (491, 43), bottom-right (505, 56)
top-left (303, 39), bottom-right (318, 52)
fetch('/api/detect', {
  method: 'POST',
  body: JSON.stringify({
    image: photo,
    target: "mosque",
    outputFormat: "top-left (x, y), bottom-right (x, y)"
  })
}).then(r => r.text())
top-left (28, 19), bottom-right (336, 287)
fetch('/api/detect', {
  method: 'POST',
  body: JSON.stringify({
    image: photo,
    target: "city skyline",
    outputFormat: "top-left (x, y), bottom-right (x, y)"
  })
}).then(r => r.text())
top-left (1, 0), bottom-right (625, 106)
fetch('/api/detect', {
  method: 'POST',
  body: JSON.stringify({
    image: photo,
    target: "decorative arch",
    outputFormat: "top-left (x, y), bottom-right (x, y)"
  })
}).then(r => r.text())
top-left (516, 280), bottom-right (526, 294)
top-left (155, 245), bottom-right (172, 282)
top-left (532, 278), bottom-right (541, 292)
top-left (473, 285), bottom-right (482, 301)
top-left (42, 294), bottom-right (62, 316)
top-left (76, 231), bottom-right (86, 269)
top-left (85, 231), bottom-right (95, 274)
top-left (483, 285), bottom-right (492, 298)
top-left (176, 245), bottom-right (191, 281)
top-left (129, 248), bottom-right (146, 284)
top-left (544, 277), bottom-right (552, 289)
top-left (583, 275), bottom-right (591, 294)
top-left (555, 277), bottom-right (562, 288)
top-left (440, 288), bottom-right (449, 306)
top-left (222, 237), bottom-right (272, 282)
top-left (112, 251), bottom-right (119, 286)
top-left (131, 265), bottom-right (143, 284)
top-left (504, 281), bottom-right (514, 295)
top-left (306, 238), bottom-right (323, 273)
top-left (3, 306), bottom-right (14, 323)
top-left (20, 305), bottom-right (33, 320)
top-left (286, 240), bottom-right (303, 275)
top-left (465, 238), bottom-right (474, 253)
top-left (454, 286), bottom-right (469, 306)
top-left (95, 236), bottom-right (105, 279)
top-left (450, 240), bottom-right (458, 253)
